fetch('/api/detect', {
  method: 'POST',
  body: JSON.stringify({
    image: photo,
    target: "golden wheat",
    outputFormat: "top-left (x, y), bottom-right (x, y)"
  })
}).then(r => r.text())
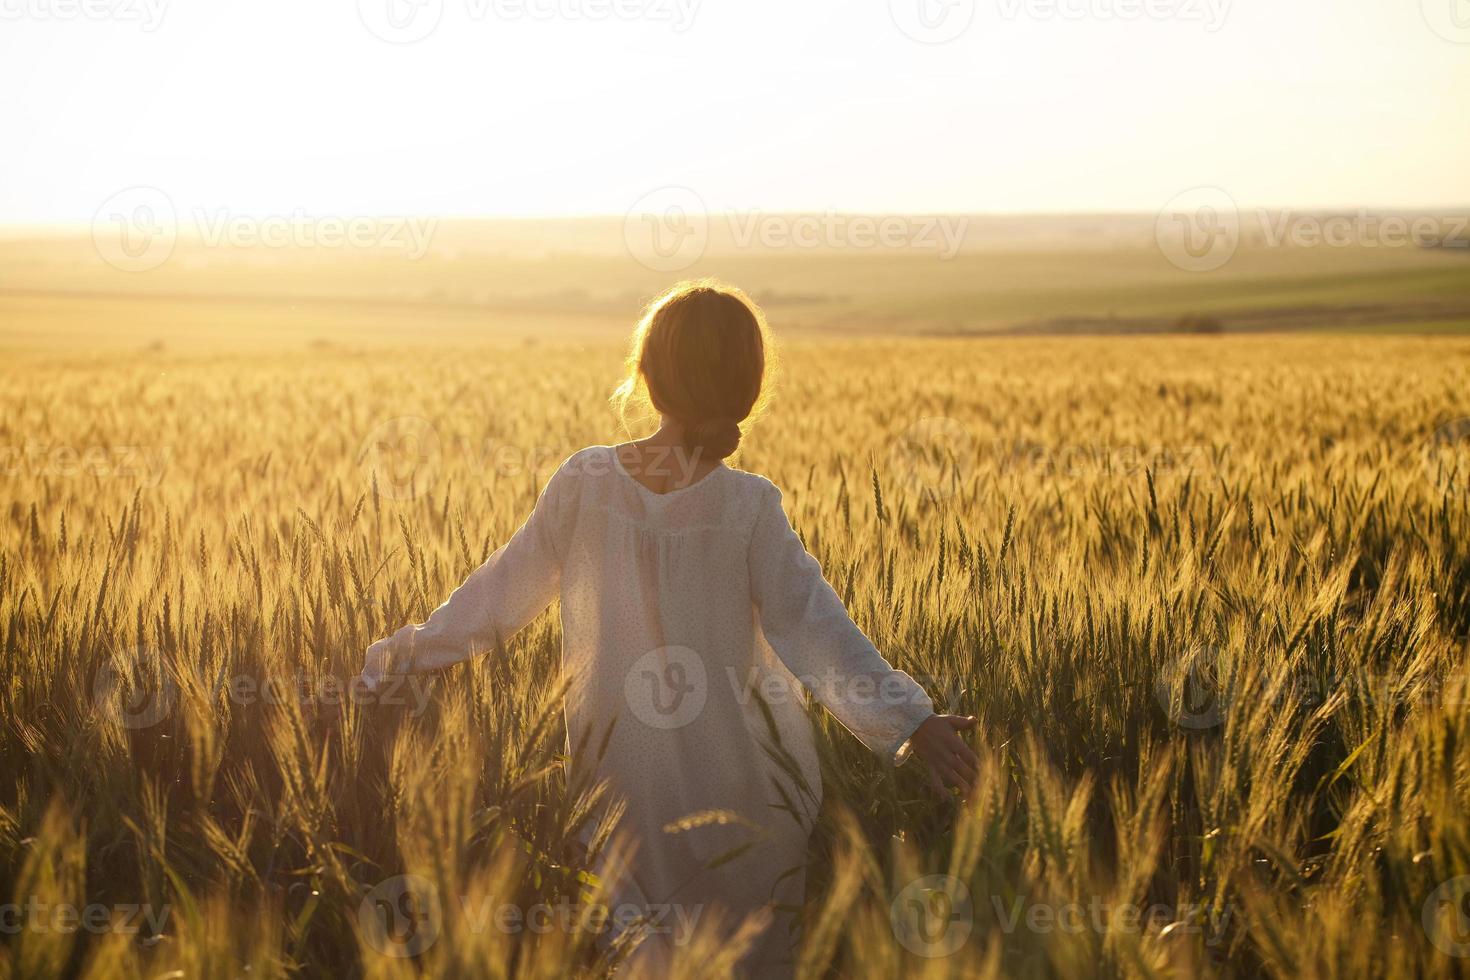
top-left (2, 334), bottom-right (1468, 978)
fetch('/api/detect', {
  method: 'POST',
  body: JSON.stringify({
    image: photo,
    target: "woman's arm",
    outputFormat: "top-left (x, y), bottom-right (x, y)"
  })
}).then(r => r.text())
top-left (358, 462), bottom-right (571, 689)
top-left (748, 482), bottom-right (978, 796)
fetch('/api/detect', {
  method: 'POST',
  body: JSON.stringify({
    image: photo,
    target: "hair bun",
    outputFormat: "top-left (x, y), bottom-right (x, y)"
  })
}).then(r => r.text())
top-left (686, 418), bottom-right (742, 460)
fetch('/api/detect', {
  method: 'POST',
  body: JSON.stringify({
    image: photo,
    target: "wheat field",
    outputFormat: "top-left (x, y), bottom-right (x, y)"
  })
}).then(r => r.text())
top-left (2, 331), bottom-right (1470, 978)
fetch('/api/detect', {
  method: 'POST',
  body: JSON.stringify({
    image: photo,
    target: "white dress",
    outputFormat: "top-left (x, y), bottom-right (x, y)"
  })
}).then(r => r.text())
top-left (361, 446), bottom-right (934, 975)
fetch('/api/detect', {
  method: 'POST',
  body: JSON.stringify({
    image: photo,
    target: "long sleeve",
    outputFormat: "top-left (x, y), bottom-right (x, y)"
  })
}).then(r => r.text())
top-left (359, 463), bottom-right (571, 688)
top-left (748, 483), bottom-right (934, 764)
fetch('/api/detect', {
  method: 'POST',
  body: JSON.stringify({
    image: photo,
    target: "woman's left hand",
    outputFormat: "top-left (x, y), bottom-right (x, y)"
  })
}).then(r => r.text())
top-left (909, 714), bottom-right (980, 800)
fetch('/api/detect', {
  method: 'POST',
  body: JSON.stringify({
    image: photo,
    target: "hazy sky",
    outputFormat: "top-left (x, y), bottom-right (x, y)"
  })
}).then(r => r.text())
top-left (2, 0), bottom-right (1466, 222)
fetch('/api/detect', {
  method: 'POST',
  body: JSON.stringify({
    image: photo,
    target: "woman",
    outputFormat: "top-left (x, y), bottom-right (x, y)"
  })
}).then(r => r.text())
top-left (359, 280), bottom-right (979, 975)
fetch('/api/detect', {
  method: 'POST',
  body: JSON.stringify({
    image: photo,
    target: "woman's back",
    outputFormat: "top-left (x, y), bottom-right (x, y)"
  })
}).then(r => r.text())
top-left (362, 282), bottom-right (975, 977)
top-left (554, 445), bottom-right (825, 971)
top-left (364, 444), bottom-right (934, 972)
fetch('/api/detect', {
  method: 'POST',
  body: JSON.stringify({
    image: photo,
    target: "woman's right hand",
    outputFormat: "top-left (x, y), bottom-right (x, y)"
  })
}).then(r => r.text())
top-left (355, 637), bottom-right (391, 693)
top-left (909, 714), bottom-right (980, 800)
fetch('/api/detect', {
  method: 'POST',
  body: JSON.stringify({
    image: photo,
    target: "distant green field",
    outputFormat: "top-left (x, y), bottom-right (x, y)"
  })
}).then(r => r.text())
top-left (2, 215), bottom-right (1468, 350)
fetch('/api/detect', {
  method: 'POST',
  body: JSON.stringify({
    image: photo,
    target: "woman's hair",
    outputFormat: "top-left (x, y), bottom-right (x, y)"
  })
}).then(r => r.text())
top-left (613, 279), bottom-right (774, 461)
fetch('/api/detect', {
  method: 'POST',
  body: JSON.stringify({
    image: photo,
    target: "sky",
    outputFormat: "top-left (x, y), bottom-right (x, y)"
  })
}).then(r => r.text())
top-left (1, 0), bottom-right (1467, 223)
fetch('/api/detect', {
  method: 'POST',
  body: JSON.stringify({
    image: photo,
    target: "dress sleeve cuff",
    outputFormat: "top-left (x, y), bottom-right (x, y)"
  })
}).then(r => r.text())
top-left (888, 710), bottom-right (934, 768)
